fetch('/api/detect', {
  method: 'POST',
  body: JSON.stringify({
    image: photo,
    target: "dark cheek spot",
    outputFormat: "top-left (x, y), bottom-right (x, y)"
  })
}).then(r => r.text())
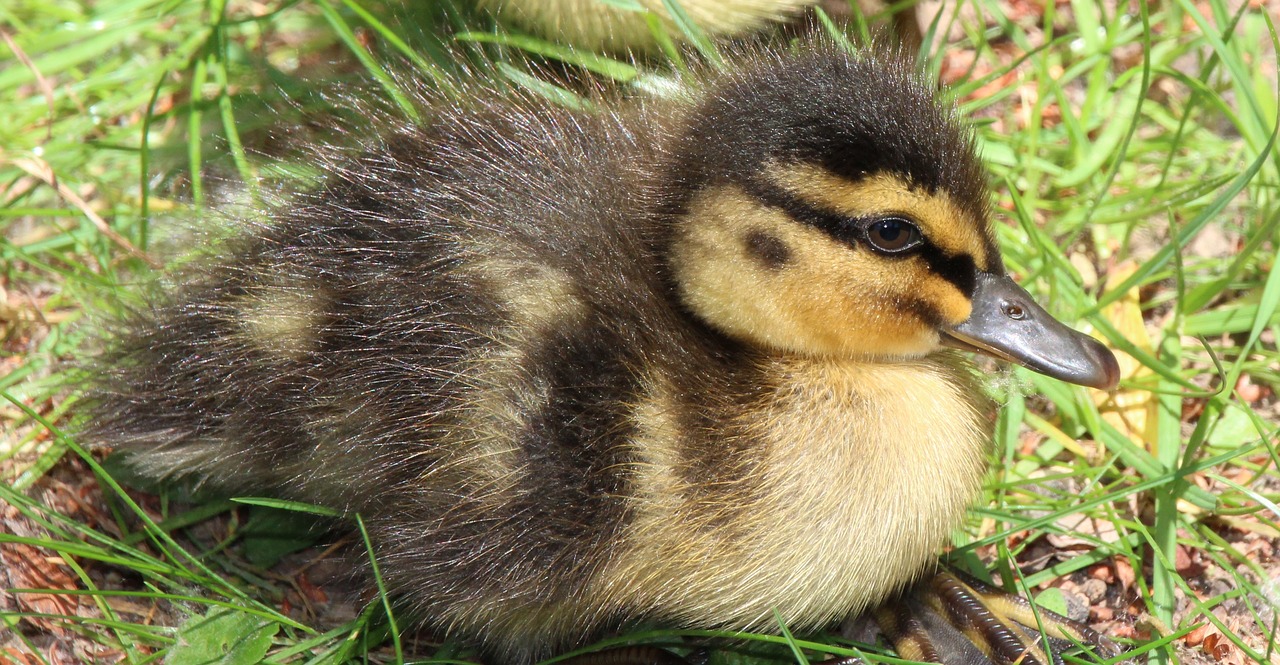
top-left (901, 297), bottom-right (946, 329)
top-left (745, 230), bottom-right (791, 270)
top-left (919, 247), bottom-right (977, 297)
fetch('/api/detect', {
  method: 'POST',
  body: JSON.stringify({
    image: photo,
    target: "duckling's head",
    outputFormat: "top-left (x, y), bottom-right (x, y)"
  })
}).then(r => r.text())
top-left (667, 48), bottom-right (1119, 389)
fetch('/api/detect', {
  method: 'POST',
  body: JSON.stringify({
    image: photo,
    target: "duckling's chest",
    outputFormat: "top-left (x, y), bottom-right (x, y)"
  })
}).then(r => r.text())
top-left (753, 356), bottom-right (993, 608)
top-left (604, 355), bottom-right (993, 629)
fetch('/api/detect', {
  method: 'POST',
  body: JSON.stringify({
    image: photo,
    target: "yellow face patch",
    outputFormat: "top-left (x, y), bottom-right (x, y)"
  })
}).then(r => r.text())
top-left (669, 184), bottom-right (973, 360)
top-left (766, 163), bottom-right (993, 272)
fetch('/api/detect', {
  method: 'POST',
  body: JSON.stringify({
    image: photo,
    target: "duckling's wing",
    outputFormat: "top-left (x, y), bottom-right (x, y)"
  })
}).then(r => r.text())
top-left (88, 91), bottom-right (661, 480)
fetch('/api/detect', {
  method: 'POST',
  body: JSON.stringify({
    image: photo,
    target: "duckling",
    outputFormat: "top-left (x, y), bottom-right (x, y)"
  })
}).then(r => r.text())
top-left (475, 0), bottom-right (921, 54)
top-left (477, 0), bottom-right (815, 52)
top-left (85, 43), bottom-right (1121, 664)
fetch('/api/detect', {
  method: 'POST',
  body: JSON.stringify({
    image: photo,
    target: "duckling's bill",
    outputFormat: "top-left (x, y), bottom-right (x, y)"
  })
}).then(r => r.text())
top-left (942, 272), bottom-right (1120, 390)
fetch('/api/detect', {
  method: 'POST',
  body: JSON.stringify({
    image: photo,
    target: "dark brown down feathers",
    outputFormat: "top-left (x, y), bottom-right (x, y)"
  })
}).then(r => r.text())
top-left (85, 45), bottom-right (998, 663)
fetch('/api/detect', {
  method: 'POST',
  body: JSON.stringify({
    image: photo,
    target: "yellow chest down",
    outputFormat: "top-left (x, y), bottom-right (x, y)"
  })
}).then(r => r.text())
top-left (595, 354), bottom-right (992, 633)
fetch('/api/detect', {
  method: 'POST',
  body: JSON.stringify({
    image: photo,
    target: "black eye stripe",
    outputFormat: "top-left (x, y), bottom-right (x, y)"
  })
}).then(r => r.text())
top-left (741, 179), bottom-right (978, 297)
top-left (743, 179), bottom-right (853, 240)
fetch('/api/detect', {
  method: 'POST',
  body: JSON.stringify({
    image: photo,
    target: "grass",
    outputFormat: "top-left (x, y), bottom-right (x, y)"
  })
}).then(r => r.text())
top-left (1, 0), bottom-right (1278, 663)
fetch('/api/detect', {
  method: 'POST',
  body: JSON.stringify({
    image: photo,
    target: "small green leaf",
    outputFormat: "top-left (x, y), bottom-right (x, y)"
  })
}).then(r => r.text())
top-left (240, 505), bottom-right (330, 568)
top-left (1033, 587), bottom-right (1069, 617)
top-left (1206, 405), bottom-right (1261, 449)
top-left (167, 607), bottom-right (277, 665)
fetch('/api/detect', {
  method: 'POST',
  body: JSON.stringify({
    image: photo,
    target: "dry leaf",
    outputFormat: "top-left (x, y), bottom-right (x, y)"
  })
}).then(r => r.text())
top-left (1092, 261), bottom-right (1160, 452)
top-left (0, 506), bottom-right (94, 638)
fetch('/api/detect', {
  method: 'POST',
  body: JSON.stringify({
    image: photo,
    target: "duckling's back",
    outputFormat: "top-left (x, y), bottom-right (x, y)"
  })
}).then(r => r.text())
top-left (97, 88), bottom-right (658, 479)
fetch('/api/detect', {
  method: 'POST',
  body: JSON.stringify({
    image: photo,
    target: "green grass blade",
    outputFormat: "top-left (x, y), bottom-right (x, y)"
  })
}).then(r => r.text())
top-left (455, 31), bottom-right (638, 81)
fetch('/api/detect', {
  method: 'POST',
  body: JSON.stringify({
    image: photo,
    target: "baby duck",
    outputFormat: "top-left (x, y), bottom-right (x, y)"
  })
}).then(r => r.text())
top-left (86, 44), bottom-right (1121, 664)
top-left (477, 0), bottom-right (814, 52)
top-left (476, 0), bottom-right (921, 54)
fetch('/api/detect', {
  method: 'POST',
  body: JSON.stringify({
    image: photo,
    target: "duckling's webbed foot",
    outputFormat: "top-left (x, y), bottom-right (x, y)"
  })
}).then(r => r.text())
top-left (875, 570), bottom-right (1122, 665)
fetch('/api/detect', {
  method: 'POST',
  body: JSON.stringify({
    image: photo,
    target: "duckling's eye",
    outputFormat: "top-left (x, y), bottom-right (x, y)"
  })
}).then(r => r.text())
top-left (865, 218), bottom-right (922, 254)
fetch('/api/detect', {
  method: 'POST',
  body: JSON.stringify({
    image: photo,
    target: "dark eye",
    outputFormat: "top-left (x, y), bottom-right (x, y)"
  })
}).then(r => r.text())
top-left (865, 218), bottom-right (922, 254)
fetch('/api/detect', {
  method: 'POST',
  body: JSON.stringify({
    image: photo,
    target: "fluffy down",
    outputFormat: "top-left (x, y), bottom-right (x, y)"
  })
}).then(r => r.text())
top-left (84, 45), bottom-right (995, 663)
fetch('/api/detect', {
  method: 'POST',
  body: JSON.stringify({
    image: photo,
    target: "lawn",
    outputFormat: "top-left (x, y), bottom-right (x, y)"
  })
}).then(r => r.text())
top-left (1, 0), bottom-right (1278, 663)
